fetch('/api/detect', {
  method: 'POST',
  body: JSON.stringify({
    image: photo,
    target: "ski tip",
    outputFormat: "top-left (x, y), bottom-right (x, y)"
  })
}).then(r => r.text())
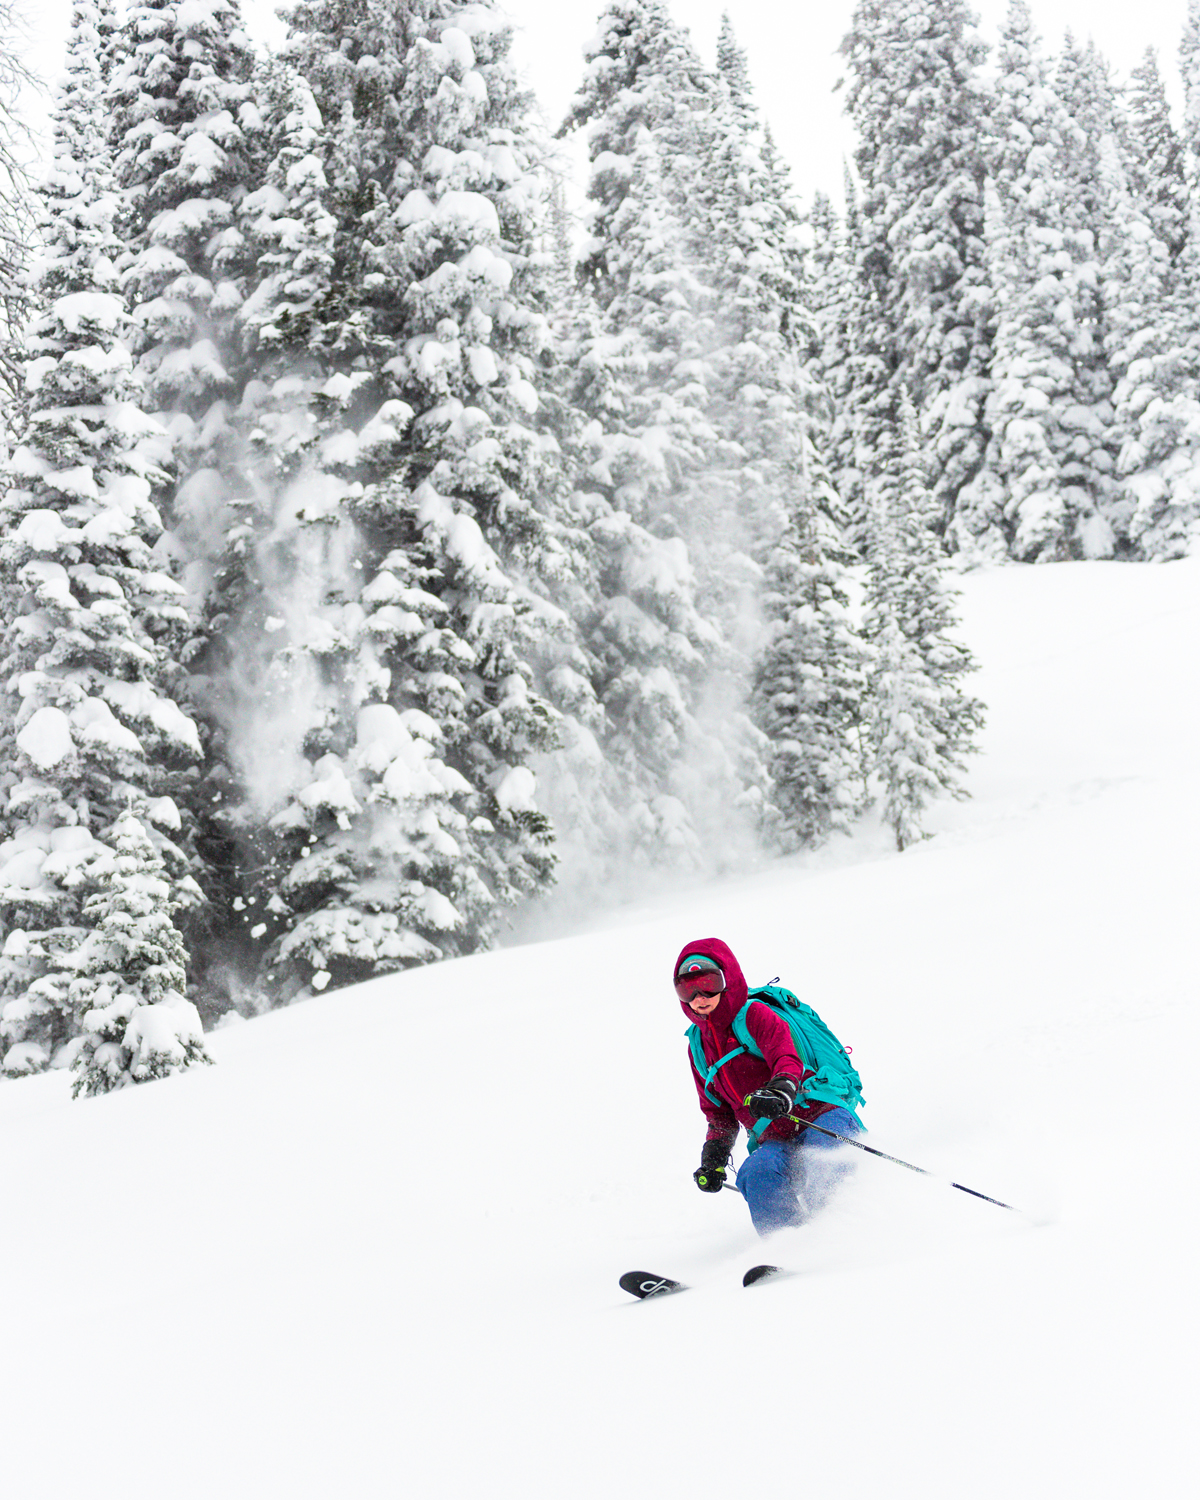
top-left (743, 1264), bottom-right (786, 1288)
top-left (619, 1270), bottom-right (686, 1300)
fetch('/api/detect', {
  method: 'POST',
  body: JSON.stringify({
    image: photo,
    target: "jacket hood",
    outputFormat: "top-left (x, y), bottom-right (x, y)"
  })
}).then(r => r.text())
top-left (675, 937), bottom-right (748, 1028)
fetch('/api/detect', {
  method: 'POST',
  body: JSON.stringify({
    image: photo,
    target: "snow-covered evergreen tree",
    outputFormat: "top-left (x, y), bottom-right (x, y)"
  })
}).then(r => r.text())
top-left (750, 436), bottom-right (869, 850)
top-left (94, 0), bottom-right (271, 1004)
top-left (702, 16), bottom-right (867, 845)
top-left (1127, 48), bottom-right (1188, 270)
top-left (839, 0), bottom-right (992, 543)
top-left (703, 14), bottom-right (835, 584)
top-left (1047, 31), bottom-right (1124, 552)
top-left (807, 188), bottom-right (859, 546)
top-left (959, 1), bottom-right (1099, 560)
top-left (154, 54), bottom-right (345, 997)
top-left (236, 60), bottom-right (337, 378)
top-left (1182, 0), bottom-right (1200, 208)
top-left (1054, 31), bottom-right (1122, 204)
top-left (0, 1), bottom-right (203, 1076)
top-left (559, 0), bottom-right (763, 869)
top-left (0, 0), bottom-right (34, 410)
top-left (1099, 133), bottom-right (1173, 552)
top-left (106, 0), bottom-right (260, 439)
top-left (70, 803), bottom-right (210, 1096)
top-left (190, 0), bottom-right (580, 996)
top-left (562, 0), bottom-right (722, 549)
top-left (865, 392), bottom-right (982, 851)
top-left (1113, 0), bottom-right (1200, 559)
top-left (821, 164), bottom-right (890, 557)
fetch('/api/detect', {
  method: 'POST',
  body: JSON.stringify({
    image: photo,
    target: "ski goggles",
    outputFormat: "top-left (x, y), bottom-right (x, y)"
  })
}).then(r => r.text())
top-left (674, 959), bottom-right (726, 1002)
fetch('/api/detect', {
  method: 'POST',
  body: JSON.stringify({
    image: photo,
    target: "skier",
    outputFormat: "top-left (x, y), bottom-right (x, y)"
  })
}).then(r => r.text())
top-left (677, 937), bottom-right (862, 1235)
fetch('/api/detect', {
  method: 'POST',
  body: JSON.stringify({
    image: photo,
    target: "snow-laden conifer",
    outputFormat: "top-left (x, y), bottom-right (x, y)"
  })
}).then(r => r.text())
top-left (1054, 32), bottom-right (1123, 209)
top-left (1111, 1), bottom-right (1200, 559)
top-left (818, 165), bottom-right (885, 555)
top-left (865, 392), bottom-right (982, 852)
top-left (236, 61), bottom-right (337, 376)
top-left (702, 16), bottom-right (867, 844)
top-left (106, 0), bottom-right (260, 447)
top-left (558, 1), bottom-right (777, 870)
top-left (807, 189), bottom-right (860, 547)
top-left (159, 57), bottom-right (345, 995)
top-left (960, 1), bottom-right (1097, 559)
top-left (0, 2), bottom-right (203, 1077)
top-left (750, 435), bottom-right (869, 850)
top-left (188, 60), bottom-right (336, 868)
top-left (185, 59), bottom-right (338, 697)
top-left (514, 311), bottom-right (648, 910)
top-left (1127, 49), bottom-right (1188, 270)
top-left (1099, 134), bottom-right (1173, 552)
top-left (703, 15), bottom-right (835, 588)
top-left (715, 10), bottom-right (752, 106)
top-left (839, 0), bottom-right (992, 543)
top-left (97, 0), bottom-right (268, 1004)
top-left (69, 803), bottom-right (210, 1095)
top-left (1044, 31), bottom-right (1125, 554)
top-left (0, 0), bottom-right (34, 412)
top-left (562, 0), bottom-right (721, 542)
top-left (1182, 0), bottom-right (1200, 201)
top-left (201, 0), bottom-right (574, 996)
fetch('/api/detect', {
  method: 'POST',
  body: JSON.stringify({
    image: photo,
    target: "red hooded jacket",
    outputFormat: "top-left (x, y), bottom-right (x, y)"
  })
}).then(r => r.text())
top-left (677, 937), bottom-right (836, 1149)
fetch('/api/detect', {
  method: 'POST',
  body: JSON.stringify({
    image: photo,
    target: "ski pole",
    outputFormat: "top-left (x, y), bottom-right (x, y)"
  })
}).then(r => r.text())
top-left (792, 1117), bottom-right (1023, 1213)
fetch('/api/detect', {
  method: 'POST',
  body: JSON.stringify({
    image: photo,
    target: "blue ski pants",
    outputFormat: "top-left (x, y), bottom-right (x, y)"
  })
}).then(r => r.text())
top-left (735, 1108), bottom-right (863, 1236)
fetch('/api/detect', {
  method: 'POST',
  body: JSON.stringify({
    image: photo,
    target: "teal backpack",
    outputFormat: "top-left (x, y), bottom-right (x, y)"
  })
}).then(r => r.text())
top-left (686, 981), bottom-right (865, 1152)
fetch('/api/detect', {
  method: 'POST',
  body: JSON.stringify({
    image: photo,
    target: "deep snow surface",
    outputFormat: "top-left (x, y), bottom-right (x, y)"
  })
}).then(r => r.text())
top-left (3, 560), bottom-right (1198, 1498)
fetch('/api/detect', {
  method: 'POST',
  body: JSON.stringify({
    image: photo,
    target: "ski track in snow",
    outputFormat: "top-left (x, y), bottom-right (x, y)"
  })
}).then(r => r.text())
top-left (2, 560), bottom-right (1198, 1498)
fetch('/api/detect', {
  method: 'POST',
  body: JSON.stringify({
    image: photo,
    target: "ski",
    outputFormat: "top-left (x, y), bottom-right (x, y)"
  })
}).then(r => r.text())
top-left (743, 1263), bottom-right (789, 1287)
top-left (619, 1270), bottom-right (687, 1299)
top-left (619, 1266), bottom-right (794, 1298)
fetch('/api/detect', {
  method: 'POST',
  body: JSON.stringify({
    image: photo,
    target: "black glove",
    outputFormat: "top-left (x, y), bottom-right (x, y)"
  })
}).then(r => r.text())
top-left (694, 1135), bottom-right (733, 1192)
top-left (744, 1075), bottom-right (799, 1121)
top-left (694, 1165), bottom-right (725, 1192)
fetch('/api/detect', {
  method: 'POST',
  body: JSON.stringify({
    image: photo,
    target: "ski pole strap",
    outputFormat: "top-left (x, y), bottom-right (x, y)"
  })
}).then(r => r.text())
top-left (793, 1117), bottom-right (1023, 1214)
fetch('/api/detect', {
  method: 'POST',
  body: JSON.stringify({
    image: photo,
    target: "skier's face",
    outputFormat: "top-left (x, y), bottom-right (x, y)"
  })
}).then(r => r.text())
top-left (688, 989), bottom-right (723, 1017)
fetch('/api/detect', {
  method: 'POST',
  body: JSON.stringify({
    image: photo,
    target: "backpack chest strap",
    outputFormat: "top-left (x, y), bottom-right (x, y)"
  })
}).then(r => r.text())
top-left (701, 1044), bottom-right (747, 1105)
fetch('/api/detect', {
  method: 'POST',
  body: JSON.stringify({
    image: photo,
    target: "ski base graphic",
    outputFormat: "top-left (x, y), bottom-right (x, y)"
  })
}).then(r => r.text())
top-left (619, 1271), bottom-right (687, 1299)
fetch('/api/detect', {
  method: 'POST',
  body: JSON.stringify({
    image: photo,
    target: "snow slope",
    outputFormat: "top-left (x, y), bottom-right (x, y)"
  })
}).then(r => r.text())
top-left (3, 560), bottom-right (1198, 1499)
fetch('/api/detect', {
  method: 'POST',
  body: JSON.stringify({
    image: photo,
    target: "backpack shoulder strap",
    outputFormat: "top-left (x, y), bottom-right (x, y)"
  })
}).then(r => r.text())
top-left (686, 1021), bottom-right (748, 1106)
top-left (686, 1023), bottom-right (705, 1076)
top-left (730, 999), bottom-right (764, 1056)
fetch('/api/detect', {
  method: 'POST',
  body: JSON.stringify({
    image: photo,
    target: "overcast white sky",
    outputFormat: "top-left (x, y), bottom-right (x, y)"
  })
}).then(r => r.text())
top-left (12, 0), bottom-right (1194, 202)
